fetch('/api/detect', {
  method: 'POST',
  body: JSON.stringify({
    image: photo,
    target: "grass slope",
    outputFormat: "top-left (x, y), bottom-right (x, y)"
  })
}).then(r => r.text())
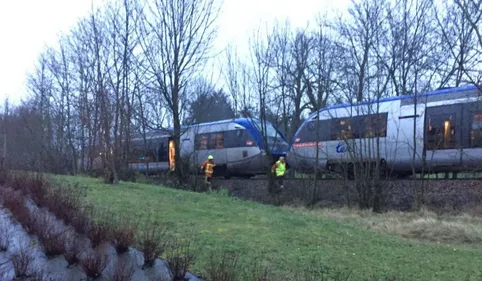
top-left (53, 175), bottom-right (482, 281)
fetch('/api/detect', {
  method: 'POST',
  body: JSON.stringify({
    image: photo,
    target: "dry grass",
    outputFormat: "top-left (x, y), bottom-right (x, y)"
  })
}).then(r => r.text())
top-left (287, 206), bottom-right (482, 244)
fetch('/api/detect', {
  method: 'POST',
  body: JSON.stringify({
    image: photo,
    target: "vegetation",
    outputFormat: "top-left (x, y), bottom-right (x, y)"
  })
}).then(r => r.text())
top-left (291, 207), bottom-right (482, 244)
top-left (52, 174), bottom-right (482, 281)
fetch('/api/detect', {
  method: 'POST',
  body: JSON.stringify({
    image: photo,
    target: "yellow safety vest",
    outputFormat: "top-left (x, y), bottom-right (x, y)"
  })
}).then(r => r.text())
top-left (275, 161), bottom-right (286, 176)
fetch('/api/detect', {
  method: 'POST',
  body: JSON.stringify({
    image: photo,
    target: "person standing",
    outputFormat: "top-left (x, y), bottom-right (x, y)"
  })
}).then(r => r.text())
top-left (201, 155), bottom-right (216, 191)
top-left (271, 156), bottom-right (287, 190)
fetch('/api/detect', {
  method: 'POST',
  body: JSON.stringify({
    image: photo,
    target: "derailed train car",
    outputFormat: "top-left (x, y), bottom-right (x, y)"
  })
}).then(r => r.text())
top-left (287, 84), bottom-right (482, 177)
top-left (129, 117), bottom-right (290, 178)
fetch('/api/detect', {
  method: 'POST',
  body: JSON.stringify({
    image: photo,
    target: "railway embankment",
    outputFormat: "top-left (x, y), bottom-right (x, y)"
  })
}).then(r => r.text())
top-left (197, 178), bottom-right (482, 213)
top-left (51, 174), bottom-right (482, 281)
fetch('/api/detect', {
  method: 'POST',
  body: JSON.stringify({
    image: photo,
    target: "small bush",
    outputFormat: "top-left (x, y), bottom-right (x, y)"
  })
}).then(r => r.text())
top-left (204, 251), bottom-right (240, 281)
top-left (137, 221), bottom-right (169, 267)
top-left (72, 211), bottom-right (93, 235)
top-left (0, 220), bottom-right (12, 251)
top-left (80, 248), bottom-right (110, 279)
top-left (2, 190), bottom-right (36, 234)
top-left (167, 233), bottom-right (201, 281)
top-left (1, 188), bottom-right (23, 214)
top-left (112, 216), bottom-right (137, 254)
top-left (12, 246), bottom-right (35, 278)
top-left (89, 221), bottom-right (113, 248)
top-left (31, 211), bottom-right (67, 258)
top-left (107, 258), bottom-right (136, 281)
top-left (63, 234), bottom-right (83, 267)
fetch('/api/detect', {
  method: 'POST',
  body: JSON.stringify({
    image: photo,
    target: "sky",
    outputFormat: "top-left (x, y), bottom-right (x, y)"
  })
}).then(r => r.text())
top-left (0, 0), bottom-right (350, 106)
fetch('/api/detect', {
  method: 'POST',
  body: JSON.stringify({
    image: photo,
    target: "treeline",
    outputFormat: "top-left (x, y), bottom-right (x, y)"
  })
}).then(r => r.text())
top-left (1, 0), bottom-right (481, 183)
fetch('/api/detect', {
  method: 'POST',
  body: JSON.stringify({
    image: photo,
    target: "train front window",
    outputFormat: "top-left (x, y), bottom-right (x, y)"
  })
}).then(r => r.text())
top-left (253, 121), bottom-right (280, 139)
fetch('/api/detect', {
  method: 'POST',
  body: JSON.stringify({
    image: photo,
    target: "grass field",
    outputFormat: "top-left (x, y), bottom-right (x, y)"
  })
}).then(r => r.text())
top-left (52, 175), bottom-right (482, 281)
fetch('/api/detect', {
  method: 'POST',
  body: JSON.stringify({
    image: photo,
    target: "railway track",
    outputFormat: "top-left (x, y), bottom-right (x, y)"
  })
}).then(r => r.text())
top-left (147, 174), bottom-right (482, 182)
top-left (215, 177), bottom-right (482, 181)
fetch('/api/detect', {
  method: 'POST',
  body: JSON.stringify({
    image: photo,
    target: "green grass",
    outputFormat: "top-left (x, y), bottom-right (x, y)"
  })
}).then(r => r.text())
top-left (52, 175), bottom-right (482, 281)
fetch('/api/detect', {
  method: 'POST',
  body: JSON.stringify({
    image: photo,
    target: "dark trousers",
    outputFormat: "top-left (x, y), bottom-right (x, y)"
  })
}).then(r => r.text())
top-left (276, 175), bottom-right (284, 186)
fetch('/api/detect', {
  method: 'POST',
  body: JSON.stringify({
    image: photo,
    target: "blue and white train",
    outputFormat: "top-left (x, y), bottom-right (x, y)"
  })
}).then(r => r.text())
top-left (128, 118), bottom-right (290, 178)
top-left (287, 84), bottom-right (482, 177)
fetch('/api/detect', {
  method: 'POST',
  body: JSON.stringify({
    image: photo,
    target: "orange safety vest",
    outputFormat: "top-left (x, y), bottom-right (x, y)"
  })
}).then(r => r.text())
top-left (201, 160), bottom-right (216, 177)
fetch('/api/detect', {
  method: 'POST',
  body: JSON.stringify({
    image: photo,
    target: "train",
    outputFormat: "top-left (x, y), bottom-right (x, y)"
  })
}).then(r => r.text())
top-left (128, 117), bottom-right (290, 178)
top-left (287, 84), bottom-right (482, 178)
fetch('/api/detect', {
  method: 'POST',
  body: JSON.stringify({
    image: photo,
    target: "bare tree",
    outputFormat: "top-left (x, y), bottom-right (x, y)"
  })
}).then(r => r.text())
top-left (223, 44), bottom-right (254, 117)
top-left (453, 0), bottom-right (482, 85)
top-left (138, 0), bottom-right (220, 182)
top-left (269, 21), bottom-right (295, 138)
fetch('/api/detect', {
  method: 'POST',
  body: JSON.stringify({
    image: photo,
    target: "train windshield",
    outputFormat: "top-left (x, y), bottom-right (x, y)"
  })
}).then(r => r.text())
top-left (252, 120), bottom-right (289, 152)
top-left (253, 121), bottom-right (281, 140)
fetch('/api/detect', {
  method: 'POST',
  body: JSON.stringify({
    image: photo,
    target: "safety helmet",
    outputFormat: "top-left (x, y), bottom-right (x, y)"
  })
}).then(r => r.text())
top-left (208, 155), bottom-right (214, 160)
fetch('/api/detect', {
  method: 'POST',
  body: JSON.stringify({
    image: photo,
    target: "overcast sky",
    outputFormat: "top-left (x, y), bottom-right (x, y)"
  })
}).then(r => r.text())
top-left (0, 0), bottom-right (349, 106)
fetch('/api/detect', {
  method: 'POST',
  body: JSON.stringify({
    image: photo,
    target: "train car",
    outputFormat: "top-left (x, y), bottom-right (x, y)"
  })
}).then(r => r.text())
top-left (128, 117), bottom-right (289, 178)
top-left (128, 130), bottom-right (174, 174)
top-left (287, 84), bottom-right (482, 177)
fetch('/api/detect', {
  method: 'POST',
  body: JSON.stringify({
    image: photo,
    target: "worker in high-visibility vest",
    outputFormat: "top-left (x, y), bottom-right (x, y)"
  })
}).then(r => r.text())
top-left (271, 156), bottom-right (287, 190)
top-left (201, 155), bottom-right (216, 191)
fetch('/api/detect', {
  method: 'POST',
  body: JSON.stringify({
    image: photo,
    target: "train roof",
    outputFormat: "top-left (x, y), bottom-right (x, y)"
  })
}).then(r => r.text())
top-left (305, 84), bottom-right (481, 121)
top-left (182, 117), bottom-right (265, 129)
top-left (136, 117), bottom-right (279, 137)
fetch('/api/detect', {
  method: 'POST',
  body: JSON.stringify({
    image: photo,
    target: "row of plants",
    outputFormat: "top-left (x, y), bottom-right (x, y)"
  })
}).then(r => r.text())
top-left (0, 171), bottom-right (200, 280)
top-left (0, 170), bottom-right (407, 280)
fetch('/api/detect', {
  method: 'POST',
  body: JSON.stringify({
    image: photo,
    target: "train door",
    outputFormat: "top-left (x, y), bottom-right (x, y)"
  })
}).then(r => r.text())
top-left (424, 104), bottom-right (463, 171)
top-left (168, 138), bottom-right (175, 171)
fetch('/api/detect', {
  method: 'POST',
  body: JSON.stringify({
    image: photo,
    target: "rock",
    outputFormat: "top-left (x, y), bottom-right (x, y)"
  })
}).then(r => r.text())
top-left (143, 258), bottom-right (173, 281)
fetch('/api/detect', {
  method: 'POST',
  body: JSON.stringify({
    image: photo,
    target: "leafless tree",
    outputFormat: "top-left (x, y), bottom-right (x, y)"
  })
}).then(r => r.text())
top-left (453, 0), bottom-right (482, 86)
top-left (137, 0), bottom-right (220, 182)
top-left (223, 44), bottom-right (254, 117)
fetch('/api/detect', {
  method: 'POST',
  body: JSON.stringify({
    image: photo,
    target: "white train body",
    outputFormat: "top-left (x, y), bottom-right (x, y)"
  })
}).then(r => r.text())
top-left (287, 85), bottom-right (482, 176)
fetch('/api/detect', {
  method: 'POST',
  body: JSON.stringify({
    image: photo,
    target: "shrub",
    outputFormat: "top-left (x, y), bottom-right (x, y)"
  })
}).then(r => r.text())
top-left (12, 246), bottom-right (35, 278)
top-left (137, 221), bottom-right (169, 267)
top-left (107, 258), bottom-right (136, 281)
top-left (2, 190), bottom-right (36, 234)
top-left (80, 248), bottom-right (110, 279)
top-left (72, 211), bottom-right (93, 235)
top-left (0, 220), bottom-right (12, 251)
top-left (1, 188), bottom-right (23, 213)
top-left (31, 211), bottom-right (68, 258)
top-left (112, 216), bottom-right (137, 254)
top-left (167, 233), bottom-right (201, 281)
top-left (204, 251), bottom-right (240, 281)
top-left (63, 234), bottom-right (83, 268)
top-left (89, 221), bottom-right (113, 249)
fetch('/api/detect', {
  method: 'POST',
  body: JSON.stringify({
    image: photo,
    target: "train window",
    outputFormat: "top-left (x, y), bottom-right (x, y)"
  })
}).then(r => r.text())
top-left (295, 120), bottom-right (330, 143)
top-left (195, 134), bottom-right (209, 150)
top-left (361, 113), bottom-right (388, 138)
top-left (426, 114), bottom-right (456, 150)
top-left (224, 129), bottom-right (256, 148)
top-left (330, 118), bottom-right (353, 140)
top-left (210, 133), bottom-right (224, 149)
top-left (470, 114), bottom-right (482, 147)
top-left (195, 132), bottom-right (225, 150)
